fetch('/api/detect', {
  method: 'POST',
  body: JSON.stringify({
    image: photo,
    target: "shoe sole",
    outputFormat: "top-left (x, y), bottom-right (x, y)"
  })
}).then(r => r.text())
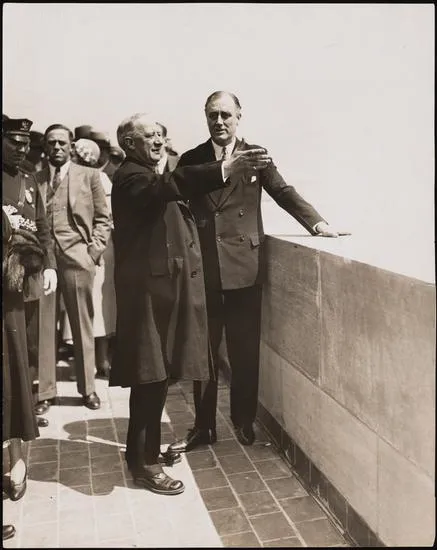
top-left (134, 478), bottom-right (185, 495)
top-left (158, 456), bottom-right (182, 466)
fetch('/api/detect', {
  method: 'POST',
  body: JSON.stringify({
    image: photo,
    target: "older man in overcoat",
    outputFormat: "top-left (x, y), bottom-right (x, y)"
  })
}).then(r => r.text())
top-left (109, 112), bottom-right (271, 496)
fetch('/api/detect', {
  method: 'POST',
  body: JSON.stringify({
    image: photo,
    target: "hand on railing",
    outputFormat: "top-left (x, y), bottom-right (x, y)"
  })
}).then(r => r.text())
top-left (314, 222), bottom-right (351, 238)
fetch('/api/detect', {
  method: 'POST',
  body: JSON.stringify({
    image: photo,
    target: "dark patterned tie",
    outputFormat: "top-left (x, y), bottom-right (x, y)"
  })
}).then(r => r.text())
top-left (221, 146), bottom-right (228, 160)
top-left (52, 166), bottom-right (61, 193)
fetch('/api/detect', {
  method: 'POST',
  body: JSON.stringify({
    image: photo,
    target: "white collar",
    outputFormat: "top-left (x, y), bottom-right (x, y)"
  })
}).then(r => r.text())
top-left (157, 152), bottom-right (168, 174)
top-left (211, 138), bottom-right (237, 161)
top-left (49, 160), bottom-right (71, 182)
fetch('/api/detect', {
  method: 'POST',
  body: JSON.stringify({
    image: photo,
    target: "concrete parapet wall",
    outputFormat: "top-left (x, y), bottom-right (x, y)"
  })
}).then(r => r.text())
top-left (258, 236), bottom-right (435, 547)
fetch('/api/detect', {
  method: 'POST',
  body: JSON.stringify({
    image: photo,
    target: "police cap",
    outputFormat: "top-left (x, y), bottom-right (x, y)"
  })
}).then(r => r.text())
top-left (3, 117), bottom-right (33, 137)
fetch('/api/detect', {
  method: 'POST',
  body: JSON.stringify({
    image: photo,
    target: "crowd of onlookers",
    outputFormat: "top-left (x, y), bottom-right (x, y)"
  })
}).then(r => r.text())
top-left (2, 116), bottom-right (180, 540)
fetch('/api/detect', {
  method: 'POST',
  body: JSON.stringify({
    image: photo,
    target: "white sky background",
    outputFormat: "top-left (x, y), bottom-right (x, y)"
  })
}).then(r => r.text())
top-left (3, 3), bottom-right (435, 281)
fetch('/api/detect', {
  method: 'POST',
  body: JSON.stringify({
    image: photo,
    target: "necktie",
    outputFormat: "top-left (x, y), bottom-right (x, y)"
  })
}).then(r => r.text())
top-left (52, 166), bottom-right (61, 193)
top-left (221, 146), bottom-right (228, 160)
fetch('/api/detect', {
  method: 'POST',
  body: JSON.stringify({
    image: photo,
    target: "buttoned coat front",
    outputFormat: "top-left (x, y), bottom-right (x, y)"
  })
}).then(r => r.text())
top-left (179, 139), bottom-right (325, 290)
top-left (109, 159), bottom-right (226, 387)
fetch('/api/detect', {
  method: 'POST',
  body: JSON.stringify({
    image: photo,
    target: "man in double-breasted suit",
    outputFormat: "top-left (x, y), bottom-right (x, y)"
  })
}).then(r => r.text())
top-left (110, 112), bottom-right (271, 495)
top-left (169, 91), bottom-right (341, 453)
top-left (34, 124), bottom-right (111, 412)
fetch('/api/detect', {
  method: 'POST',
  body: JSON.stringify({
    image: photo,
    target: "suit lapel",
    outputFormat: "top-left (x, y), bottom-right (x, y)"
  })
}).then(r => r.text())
top-left (36, 166), bottom-right (50, 205)
top-left (202, 140), bottom-right (223, 209)
top-left (215, 138), bottom-right (244, 209)
top-left (166, 155), bottom-right (180, 173)
top-left (68, 162), bottom-right (80, 209)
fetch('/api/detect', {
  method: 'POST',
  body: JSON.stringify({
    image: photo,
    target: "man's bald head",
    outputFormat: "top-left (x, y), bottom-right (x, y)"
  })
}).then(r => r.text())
top-left (117, 113), bottom-right (159, 151)
top-left (116, 113), bottom-right (164, 166)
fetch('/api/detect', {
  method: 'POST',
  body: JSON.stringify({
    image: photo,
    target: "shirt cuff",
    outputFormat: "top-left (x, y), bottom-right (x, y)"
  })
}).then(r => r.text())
top-left (313, 221), bottom-right (326, 233)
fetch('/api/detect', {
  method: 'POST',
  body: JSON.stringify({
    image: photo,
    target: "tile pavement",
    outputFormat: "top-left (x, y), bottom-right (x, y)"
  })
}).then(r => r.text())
top-left (3, 365), bottom-right (352, 547)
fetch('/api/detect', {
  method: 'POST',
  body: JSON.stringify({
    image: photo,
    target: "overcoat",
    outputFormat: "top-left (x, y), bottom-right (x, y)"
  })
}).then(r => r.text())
top-left (179, 138), bottom-right (325, 290)
top-left (109, 158), bottom-right (227, 387)
top-left (2, 209), bottom-right (39, 442)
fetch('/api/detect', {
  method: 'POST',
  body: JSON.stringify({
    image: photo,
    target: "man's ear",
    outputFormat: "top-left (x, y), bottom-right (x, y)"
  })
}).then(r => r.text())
top-left (124, 137), bottom-right (134, 150)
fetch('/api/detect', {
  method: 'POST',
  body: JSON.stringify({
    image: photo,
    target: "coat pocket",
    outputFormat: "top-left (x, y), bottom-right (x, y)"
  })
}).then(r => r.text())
top-left (171, 256), bottom-right (184, 275)
top-left (150, 257), bottom-right (170, 276)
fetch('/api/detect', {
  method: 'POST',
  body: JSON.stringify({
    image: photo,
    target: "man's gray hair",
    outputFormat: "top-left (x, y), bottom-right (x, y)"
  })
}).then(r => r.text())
top-left (117, 113), bottom-right (157, 151)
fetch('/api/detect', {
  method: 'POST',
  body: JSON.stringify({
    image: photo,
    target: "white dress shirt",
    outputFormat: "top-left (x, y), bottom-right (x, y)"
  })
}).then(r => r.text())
top-left (211, 138), bottom-right (237, 161)
top-left (157, 152), bottom-right (168, 175)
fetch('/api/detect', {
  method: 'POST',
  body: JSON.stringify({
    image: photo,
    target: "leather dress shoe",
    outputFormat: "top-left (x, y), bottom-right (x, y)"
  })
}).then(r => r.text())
top-left (158, 449), bottom-right (182, 466)
top-left (124, 450), bottom-right (182, 468)
top-left (3, 524), bottom-right (16, 541)
top-left (37, 416), bottom-right (49, 428)
top-left (83, 392), bottom-right (101, 410)
top-left (95, 366), bottom-right (110, 379)
top-left (168, 427), bottom-right (217, 453)
top-left (34, 399), bottom-right (51, 415)
top-left (131, 468), bottom-right (185, 495)
top-left (9, 476), bottom-right (27, 501)
top-left (235, 424), bottom-right (255, 446)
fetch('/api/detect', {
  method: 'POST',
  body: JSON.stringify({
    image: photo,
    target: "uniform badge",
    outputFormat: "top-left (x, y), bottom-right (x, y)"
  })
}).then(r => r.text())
top-left (25, 189), bottom-right (33, 204)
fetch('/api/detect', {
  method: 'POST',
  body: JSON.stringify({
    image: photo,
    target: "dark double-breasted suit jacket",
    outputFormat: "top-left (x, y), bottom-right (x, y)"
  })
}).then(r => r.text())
top-left (178, 138), bottom-right (325, 291)
top-left (109, 159), bottom-right (229, 388)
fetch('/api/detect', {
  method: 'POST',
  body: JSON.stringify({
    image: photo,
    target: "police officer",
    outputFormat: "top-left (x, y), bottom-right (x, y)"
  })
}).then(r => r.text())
top-left (2, 116), bottom-right (58, 428)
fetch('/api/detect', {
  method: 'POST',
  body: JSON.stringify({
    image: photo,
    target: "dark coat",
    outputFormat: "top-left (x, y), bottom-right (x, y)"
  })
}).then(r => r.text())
top-left (2, 166), bottom-right (56, 301)
top-left (2, 210), bottom-right (39, 442)
top-left (109, 158), bottom-right (227, 387)
top-left (179, 138), bottom-right (326, 290)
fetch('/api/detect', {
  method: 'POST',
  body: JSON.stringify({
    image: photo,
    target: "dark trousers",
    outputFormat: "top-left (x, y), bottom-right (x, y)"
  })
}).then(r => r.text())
top-left (193, 285), bottom-right (262, 429)
top-left (126, 379), bottom-right (169, 471)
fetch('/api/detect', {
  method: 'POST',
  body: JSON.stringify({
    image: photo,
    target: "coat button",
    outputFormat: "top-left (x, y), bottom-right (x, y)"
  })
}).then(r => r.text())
top-left (216, 235), bottom-right (222, 242)
top-left (189, 241), bottom-right (195, 248)
top-left (190, 271), bottom-right (197, 278)
top-left (215, 211), bottom-right (221, 217)
top-left (239, 235), bottom-right (245, 242)
top-left (238, 209), bottom-right (244, 217)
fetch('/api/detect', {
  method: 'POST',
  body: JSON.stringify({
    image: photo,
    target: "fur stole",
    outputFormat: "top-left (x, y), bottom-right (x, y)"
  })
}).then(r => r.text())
top-left (3, 229), bottom-right (45, 293)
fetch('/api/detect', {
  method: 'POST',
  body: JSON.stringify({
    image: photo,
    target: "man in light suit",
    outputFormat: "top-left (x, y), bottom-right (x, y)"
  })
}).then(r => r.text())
top-left (169, 91), bottom-right (342, 452)
top-left (34, 124), bottom-right (111, 411)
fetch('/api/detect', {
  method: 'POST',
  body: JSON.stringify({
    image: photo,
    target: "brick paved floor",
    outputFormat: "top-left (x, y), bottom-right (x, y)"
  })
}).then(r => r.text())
top-left (3, 363), bottom-right (352, 548)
